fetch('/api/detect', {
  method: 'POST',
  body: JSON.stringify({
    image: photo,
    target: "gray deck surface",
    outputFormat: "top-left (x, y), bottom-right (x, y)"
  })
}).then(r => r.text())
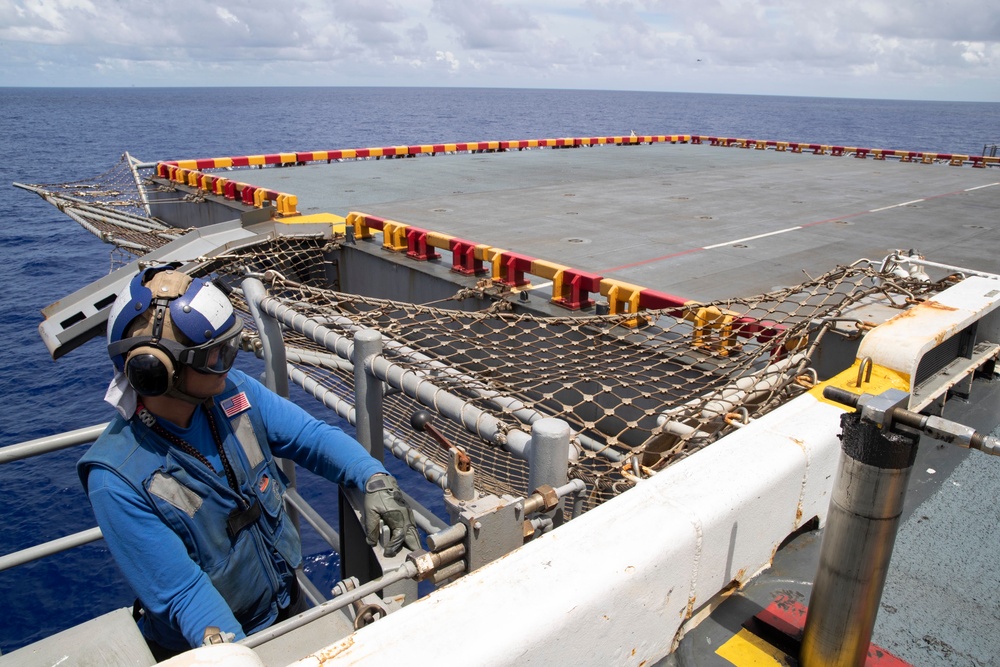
top-left (242, 143), bottom-right (1000, 301)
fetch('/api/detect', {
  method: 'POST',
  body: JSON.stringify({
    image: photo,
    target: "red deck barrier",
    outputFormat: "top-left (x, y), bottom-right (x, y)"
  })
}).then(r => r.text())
top-left (449, 238), bottom-right (488, 276)
top-left (405, 227), bottom-right (441, 261)
top-left (495, 252), bottom-right (534, 287)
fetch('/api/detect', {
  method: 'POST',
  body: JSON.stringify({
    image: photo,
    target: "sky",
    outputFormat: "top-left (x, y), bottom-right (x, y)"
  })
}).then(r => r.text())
top-left (1, 0), bottom-right (998, 101)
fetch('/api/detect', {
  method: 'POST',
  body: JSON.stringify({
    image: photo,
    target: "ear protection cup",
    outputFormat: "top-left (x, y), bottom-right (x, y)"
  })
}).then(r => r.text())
top-left (124, 346), bottom-right (177, 397)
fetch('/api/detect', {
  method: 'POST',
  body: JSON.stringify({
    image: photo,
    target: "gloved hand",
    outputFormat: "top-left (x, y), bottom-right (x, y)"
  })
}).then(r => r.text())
top-left (363, 474), bottom-right (420, 557)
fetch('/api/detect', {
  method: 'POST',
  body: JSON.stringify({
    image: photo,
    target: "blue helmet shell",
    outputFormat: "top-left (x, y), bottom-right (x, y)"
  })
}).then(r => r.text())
top-left (107, 267), bottom-right (237, 371)
top-left (169, 278), bottom-right (237, 345)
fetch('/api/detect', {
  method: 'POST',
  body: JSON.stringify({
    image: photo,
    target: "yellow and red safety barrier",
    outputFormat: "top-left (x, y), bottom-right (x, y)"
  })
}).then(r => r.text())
top-left (691, 136), bottom-right (997, 167)
top-left (156, 162), bottom-right (299, 216)
top-left (153, 133), bottom-right (995, 219)
top-left (343, 212), bottom-right (802, 358)
top-left (150, 133), bottom-right (993, 357)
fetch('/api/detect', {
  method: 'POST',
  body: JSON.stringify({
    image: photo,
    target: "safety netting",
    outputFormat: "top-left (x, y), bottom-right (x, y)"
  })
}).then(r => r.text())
top-left (17, 155), bottom-right (180, 265)
top-left (23, 158), bottom-right (955, 513)
top-left (196, 237), bottom-right (951, 512)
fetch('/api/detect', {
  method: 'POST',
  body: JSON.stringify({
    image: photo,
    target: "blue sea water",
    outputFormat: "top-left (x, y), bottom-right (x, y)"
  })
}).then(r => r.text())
top-left (0, 87), bottom-right (998, 654)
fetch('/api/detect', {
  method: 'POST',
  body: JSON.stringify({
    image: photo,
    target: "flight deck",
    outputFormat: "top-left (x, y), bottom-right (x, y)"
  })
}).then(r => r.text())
top-left (226, 140), bottom-right (1000, 301)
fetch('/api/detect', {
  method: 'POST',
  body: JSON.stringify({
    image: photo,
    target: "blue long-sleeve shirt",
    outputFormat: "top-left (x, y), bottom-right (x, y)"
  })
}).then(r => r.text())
top-left (79, 369), bottom-right (387, 650)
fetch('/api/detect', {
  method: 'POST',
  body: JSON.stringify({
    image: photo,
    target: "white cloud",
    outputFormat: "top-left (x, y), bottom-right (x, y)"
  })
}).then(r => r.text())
top-left (215, 7), bottom-right (244, 29)
top-left (957, 41), bottom-right (996, 67)
top-left (436, 50), bottom-right (460, 71)
top-left (431, 0), bottom-right (540, 51)
top-left (0, 0), bottom-right (996, 100)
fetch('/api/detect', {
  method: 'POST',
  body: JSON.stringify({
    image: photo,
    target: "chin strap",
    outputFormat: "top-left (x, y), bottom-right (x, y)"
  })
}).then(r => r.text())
top-left (160, 362), bottom-right (215, 406)
top-left (164, 382), bottom-right (213, 406)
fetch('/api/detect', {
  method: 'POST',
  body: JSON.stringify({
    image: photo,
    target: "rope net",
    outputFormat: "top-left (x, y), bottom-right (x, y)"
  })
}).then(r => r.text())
top-left (197, 236), bottom-right (951, 512)
top-left (20, 155), bottom-right (180, 266)
top-left (26, 161), bottom-right (955, 513)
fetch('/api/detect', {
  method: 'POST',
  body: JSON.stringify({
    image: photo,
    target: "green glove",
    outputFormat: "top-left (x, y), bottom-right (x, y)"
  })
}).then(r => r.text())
top-left (364, 474), bottom-right (420, 557)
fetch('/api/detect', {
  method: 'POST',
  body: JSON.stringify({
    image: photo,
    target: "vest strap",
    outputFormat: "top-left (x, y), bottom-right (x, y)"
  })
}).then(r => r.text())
top-left (227, 499), bottom-right (262, 538)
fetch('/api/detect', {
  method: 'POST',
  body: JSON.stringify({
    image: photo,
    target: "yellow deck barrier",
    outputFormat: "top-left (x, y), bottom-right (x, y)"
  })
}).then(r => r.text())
top-left (687, 306), bottom-right (738, 357)
top-left (381, 220), bottom-right (409, 251)
top-left (600, 278), bottom-right (647, 328)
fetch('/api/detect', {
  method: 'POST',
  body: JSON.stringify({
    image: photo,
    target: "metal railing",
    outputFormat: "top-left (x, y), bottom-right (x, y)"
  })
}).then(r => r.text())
top-left (1, 274), bottom-right (584, 654)
top-left (0, 424), bottom-right (109, 572)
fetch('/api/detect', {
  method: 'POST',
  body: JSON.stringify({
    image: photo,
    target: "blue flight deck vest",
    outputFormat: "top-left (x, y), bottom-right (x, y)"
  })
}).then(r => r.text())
top-left (78, 374), bottom-right (302, 644)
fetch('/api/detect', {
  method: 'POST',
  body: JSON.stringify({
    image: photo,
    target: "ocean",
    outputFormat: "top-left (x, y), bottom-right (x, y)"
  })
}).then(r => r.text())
top-left (1, 87), bottom-right (998, 654)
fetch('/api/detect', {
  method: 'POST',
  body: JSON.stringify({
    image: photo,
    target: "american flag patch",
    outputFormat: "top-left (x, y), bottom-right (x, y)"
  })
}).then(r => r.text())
top-left (220, 392), bottom-right (250, 418)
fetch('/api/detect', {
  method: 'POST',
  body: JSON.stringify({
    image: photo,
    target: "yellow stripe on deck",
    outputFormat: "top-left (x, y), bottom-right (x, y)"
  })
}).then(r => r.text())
top-left (279, 212), bottom-right (347, 234)
top-left (716, 628), bottom-right (793, 666)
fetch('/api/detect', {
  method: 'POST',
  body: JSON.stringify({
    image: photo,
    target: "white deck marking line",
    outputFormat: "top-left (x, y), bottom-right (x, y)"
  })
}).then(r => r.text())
top-left (965, 182), bottom-right (1000, 192)
top-left (526, 281), bottom-right (553, 291)
top-left (601, 182), bottom-right (999, 273)
top-left (703, 226), bottom-right (803, 250)
top-left (870, 198), bottom-right (925, 212)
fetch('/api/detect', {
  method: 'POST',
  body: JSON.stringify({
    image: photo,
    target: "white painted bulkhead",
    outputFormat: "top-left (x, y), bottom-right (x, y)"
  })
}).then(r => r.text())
top-left (288, 392), bottom-right (846, 666)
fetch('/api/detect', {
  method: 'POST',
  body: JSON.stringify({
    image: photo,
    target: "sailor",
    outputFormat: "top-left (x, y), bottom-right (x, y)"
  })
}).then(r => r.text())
top-left (78, 265), bottom-right (419, 659)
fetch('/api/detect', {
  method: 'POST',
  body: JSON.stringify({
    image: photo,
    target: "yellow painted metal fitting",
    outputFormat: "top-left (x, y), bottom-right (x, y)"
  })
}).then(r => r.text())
top-left (755, 140), bottom-right (767, 150)
top-left (921, 153), bottom-right (937, 164)
top-left (382, 220), bottom-right (409, 251)
top-left (176, 160), bottom-right (198, 171)
top-left (247, 155), bottom-right (266, 166)
top-left (427, 231), bottom-right (454, 250)
top-left (784, 334), bottom-right (809, 353)
top-left (809, 359), bottom-right (910, 408)
top-left (600, 279), bottom-right (646, 328)
top-left (485, 247), bottom-right (507, 281)
top-left (279, 153), bottom-right (296, 164)
top-left (280, 212), bottom-right (345, 232)
top-left (776, 142), bottom-right (788, 151)
top-left (688, 306), bottom-right (737, 356)
top-left (950, 155), bottom-right (968, 166)
top-left (347, 212), bottom-right (374, 239)
top-left (186, 172), bottom-right (199, 188)
top-left (341, 149), bottom-right (357, 159)
top-left (253, 189), bottom-right (266, 208)
top-left (530, 259), bottom-right (569, 303)
top-left (530, 259), bottom-right (567, 281)
top-left (276, 194), bottom-right (299, 216)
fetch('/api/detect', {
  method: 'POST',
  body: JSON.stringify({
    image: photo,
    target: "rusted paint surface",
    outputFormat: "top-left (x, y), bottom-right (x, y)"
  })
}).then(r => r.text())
top-left (312, 636), bottom-right (355, 665)
top-left (887, 299), bottom-right (958, 321)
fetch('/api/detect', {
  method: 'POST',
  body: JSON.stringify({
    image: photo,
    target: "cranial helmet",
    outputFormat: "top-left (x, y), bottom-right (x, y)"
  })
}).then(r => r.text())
top-left (106, 266), bottom-right (243, 398)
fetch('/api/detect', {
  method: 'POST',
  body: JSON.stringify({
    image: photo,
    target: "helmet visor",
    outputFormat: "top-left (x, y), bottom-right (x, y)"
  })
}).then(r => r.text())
top-left (175, 319), bottom-right (244, 375)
